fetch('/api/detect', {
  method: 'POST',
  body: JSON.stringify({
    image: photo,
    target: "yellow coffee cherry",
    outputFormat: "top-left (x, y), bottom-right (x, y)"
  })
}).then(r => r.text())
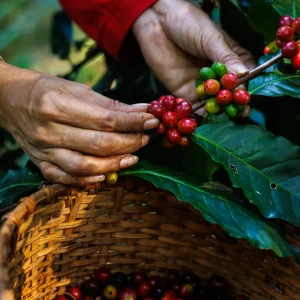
top-left (105, 172), bottom-right (118, 184)
top-left (196, 84), bottom-right (207, 97)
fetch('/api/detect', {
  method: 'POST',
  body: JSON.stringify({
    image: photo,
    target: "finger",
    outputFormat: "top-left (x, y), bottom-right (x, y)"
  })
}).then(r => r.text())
top-left (38, 161), bottom-right (105, 187)
top-left (47, 92), bottom-right (159, 132)
top-left (32, 123), bottom-right (150, 156)
top-left (43, 149), bottom-right (139, 176)
top-left (222, 31), bottom-right (256, 72)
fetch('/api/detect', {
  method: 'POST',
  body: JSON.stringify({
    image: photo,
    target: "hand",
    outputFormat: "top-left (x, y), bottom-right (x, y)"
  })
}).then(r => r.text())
top-left (133, 0), bottom-right (256, 103)
top-left (0, 63), bottom-right (159, 186)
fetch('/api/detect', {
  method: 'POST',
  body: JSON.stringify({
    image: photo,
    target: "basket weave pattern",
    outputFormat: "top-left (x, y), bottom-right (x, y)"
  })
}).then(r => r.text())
top-left (1, 180), bottom-right (300, 300)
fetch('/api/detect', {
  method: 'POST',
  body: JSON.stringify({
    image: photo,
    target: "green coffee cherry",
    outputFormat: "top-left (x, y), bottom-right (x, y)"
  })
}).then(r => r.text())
top-left (225, 104), bottom-right (238, 118)
top-left (205, 97), bottom-right (220, 114)
top-left (211, 62), bottom-right (228, 77)
top-left (200, 67), bottom-right (216, 81)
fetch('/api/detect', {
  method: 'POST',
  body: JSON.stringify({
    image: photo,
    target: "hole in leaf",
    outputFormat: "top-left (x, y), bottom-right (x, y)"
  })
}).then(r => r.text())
top-left (270, 182), bottom-right (277, 189)
top-left (230, 164), bottom-right (238, 174)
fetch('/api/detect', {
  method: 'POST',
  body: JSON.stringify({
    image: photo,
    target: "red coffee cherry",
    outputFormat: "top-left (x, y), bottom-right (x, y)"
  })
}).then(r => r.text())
top-left (220, 73), bottom-right (239, 90)
top-left (276, 26), bottom-right (294, 42)
top-left (177, 118), bottom-right (197, 135)
top-left (166, 128), bottom-right (181, 144)
top-left (292, 17), bottom-right (300, 34)
top-left (162, 95), bottom-right (176, 111)
top-left (233, 90), bottom-right (251, 105)
top-left (158, 95), bottom-right (166, 104)
top-left (276, 38), bottom-right (285, 49)
top-left (176, 97), bottom-right (186, 104)
top-left (292, 51), bottom-right (300, 70)
top-left (163, 136), bottom-right (176, 149)
top-left (279, 15), bottom-right (294, 27)
top-left (162, 111), bottom-right (178, 128)
top-left (150, 100), bottom-right (159, 105)
top-left (147, 103), bottom-right (167, 119)
top-left (204, 79), bottom-right (221, 95)
top-left (179, 136), bottom-right (189, 147)
top-left (156, 123), bottom-right (166, 135)
top-left (216, 89), bottom-right (233, 105)
top-left (173, 101), bottom-right (193, 119)
top-left (281, 41), bottom-right (299, 58)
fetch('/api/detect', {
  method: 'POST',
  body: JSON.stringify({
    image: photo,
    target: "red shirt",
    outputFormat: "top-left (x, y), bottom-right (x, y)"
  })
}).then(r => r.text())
top-left (59, 0), bottom-right (157, 61)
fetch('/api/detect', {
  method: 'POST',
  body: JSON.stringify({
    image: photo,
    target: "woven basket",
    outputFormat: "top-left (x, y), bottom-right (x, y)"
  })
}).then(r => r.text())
top-left (1, 179), bottom-right (300, 300)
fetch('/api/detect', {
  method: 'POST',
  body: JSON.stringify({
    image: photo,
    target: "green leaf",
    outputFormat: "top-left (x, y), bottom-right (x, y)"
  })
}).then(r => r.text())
top-left (247, 0), bottom-right (280, 43)
top-left (248, 72), bottom-right (300, 98)
top-left (191, 121), bottom-right (300, 227)
top-left (266, 0), bottom-right (300, 18)
top-left (0, 169), bottom-right (42, 210)
top-left (120, 161), bottom-right (300, 261)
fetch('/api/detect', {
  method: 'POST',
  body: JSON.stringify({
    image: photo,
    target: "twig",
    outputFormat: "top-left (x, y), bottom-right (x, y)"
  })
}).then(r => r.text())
top-left (238, 53), bottom-right (283, 85)
top-left (192, 99), bottom-right (207, 113)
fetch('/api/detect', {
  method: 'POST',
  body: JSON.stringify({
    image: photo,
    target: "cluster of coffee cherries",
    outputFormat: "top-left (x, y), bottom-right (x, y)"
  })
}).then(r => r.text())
top-left (55, 267), bottom-right (250, 300)
top-left (195, 62), bottom-right (250, 118)
top-left (148, 96), bottom-right (197, 148)
top-left (276, 15), bottom-right (300, 69)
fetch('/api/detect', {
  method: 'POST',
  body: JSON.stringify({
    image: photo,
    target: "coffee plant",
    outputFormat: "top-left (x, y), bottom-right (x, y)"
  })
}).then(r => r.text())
top-left (1, 0), bottom-right (300, 263)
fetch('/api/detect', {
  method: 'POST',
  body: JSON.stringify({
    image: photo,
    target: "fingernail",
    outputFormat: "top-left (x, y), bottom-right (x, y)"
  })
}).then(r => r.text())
top-left (120, 155), bottom-right (139, 169)
top-left (234, 66), bottom-right (249, 77)
top-left (142, 135), bottom-right (150, 147)
top-left (143, 119), bottom-right (160, 130)
top-left (132, 103), bottom-right (150, 107)
top-left (85, 175), bottom-right (105, 183)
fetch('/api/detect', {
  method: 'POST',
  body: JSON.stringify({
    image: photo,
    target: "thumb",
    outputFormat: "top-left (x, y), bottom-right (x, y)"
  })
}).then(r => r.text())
top-left (205, 36), bottom-right (250, 76)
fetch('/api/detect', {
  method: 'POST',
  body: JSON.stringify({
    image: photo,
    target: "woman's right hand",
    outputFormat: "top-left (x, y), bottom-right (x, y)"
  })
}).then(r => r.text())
top-left (0, 63), bottom-right (159, 186)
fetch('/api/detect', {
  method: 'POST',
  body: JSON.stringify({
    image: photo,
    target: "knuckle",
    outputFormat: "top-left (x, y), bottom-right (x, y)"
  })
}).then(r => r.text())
top-left (68, 156), bottom-right (90, 175)
top-left (37, 91), bottom-right (57, 119)
top-left (41, 167), bottom-right (55, 182)
top-left (30, 126), bottom-right (49, 146)
top-left (97, 110), bottom-right (117, 132)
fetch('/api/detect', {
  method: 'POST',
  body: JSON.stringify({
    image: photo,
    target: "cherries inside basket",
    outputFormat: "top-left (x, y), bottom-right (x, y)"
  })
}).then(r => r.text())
top-left (56, 268), bottom-right (250, 300)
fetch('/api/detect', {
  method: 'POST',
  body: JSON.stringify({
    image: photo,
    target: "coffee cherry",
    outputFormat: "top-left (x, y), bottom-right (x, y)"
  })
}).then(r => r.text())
top-left (220, 73), bottom-right (239, 89)
top-left (216, 89), bottom-right (233, 105)
top-left (179, 136), bottom-right (189, 147)
top-left (211, 62), bottom-right (228, 77)
top-left (173, 101), bottom-right (192, 119)
top-left (162, 111), bottom-right (178, 128)
top-left (276, 38), bottom-right (285, 49)
top-left (156, 123), bottom-right (166, 135)
top-left (177, 118), bottom-right (197, 134)
top-left (158, 95), bottom-right (165, 104)
top-left (176, 97), bottom-right (186, 104)
top-left (205, 97), bottom-right (220, 114)
top-left (105, 172), bottom-right (118, 184)
top-left (166, 128), bottom-right (181, 144)
top-left (196, 84), bottom-right (207, 97)
top-left (292, 51), bottom-right (300, 70)
top-left (163, 136), bottom-right (176, 149)
top-left (233, 90), bottom-right (250, 105)
top-left (282, 41), bottom-right (299, 58)
top-left (264, 46), bottom-right (270, 55)
top-left (147, 103), bottom-right (166, 119)
top-left (292, 17), bottom-right (300, 34)
top-left (279, 15), bottom-right (294, 27)
top-left (200, 67), bottom-right (216, 80)
top-left (276, 26), bottom-right (294, 42)
top-left (204, 79), bottom-right (220, 95)
top-left (151, 100), bottom-right (160, 106)
top-left (162, 95), bottom-right (176, 111)
top-left (225, 104), bottom-right (238, 118)
top-left (67, 287), bottom-right (82, 300)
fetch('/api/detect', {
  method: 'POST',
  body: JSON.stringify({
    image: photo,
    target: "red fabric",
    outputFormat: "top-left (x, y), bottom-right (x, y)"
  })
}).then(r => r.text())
top-left (59, 0), bottom-right (157, 61)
